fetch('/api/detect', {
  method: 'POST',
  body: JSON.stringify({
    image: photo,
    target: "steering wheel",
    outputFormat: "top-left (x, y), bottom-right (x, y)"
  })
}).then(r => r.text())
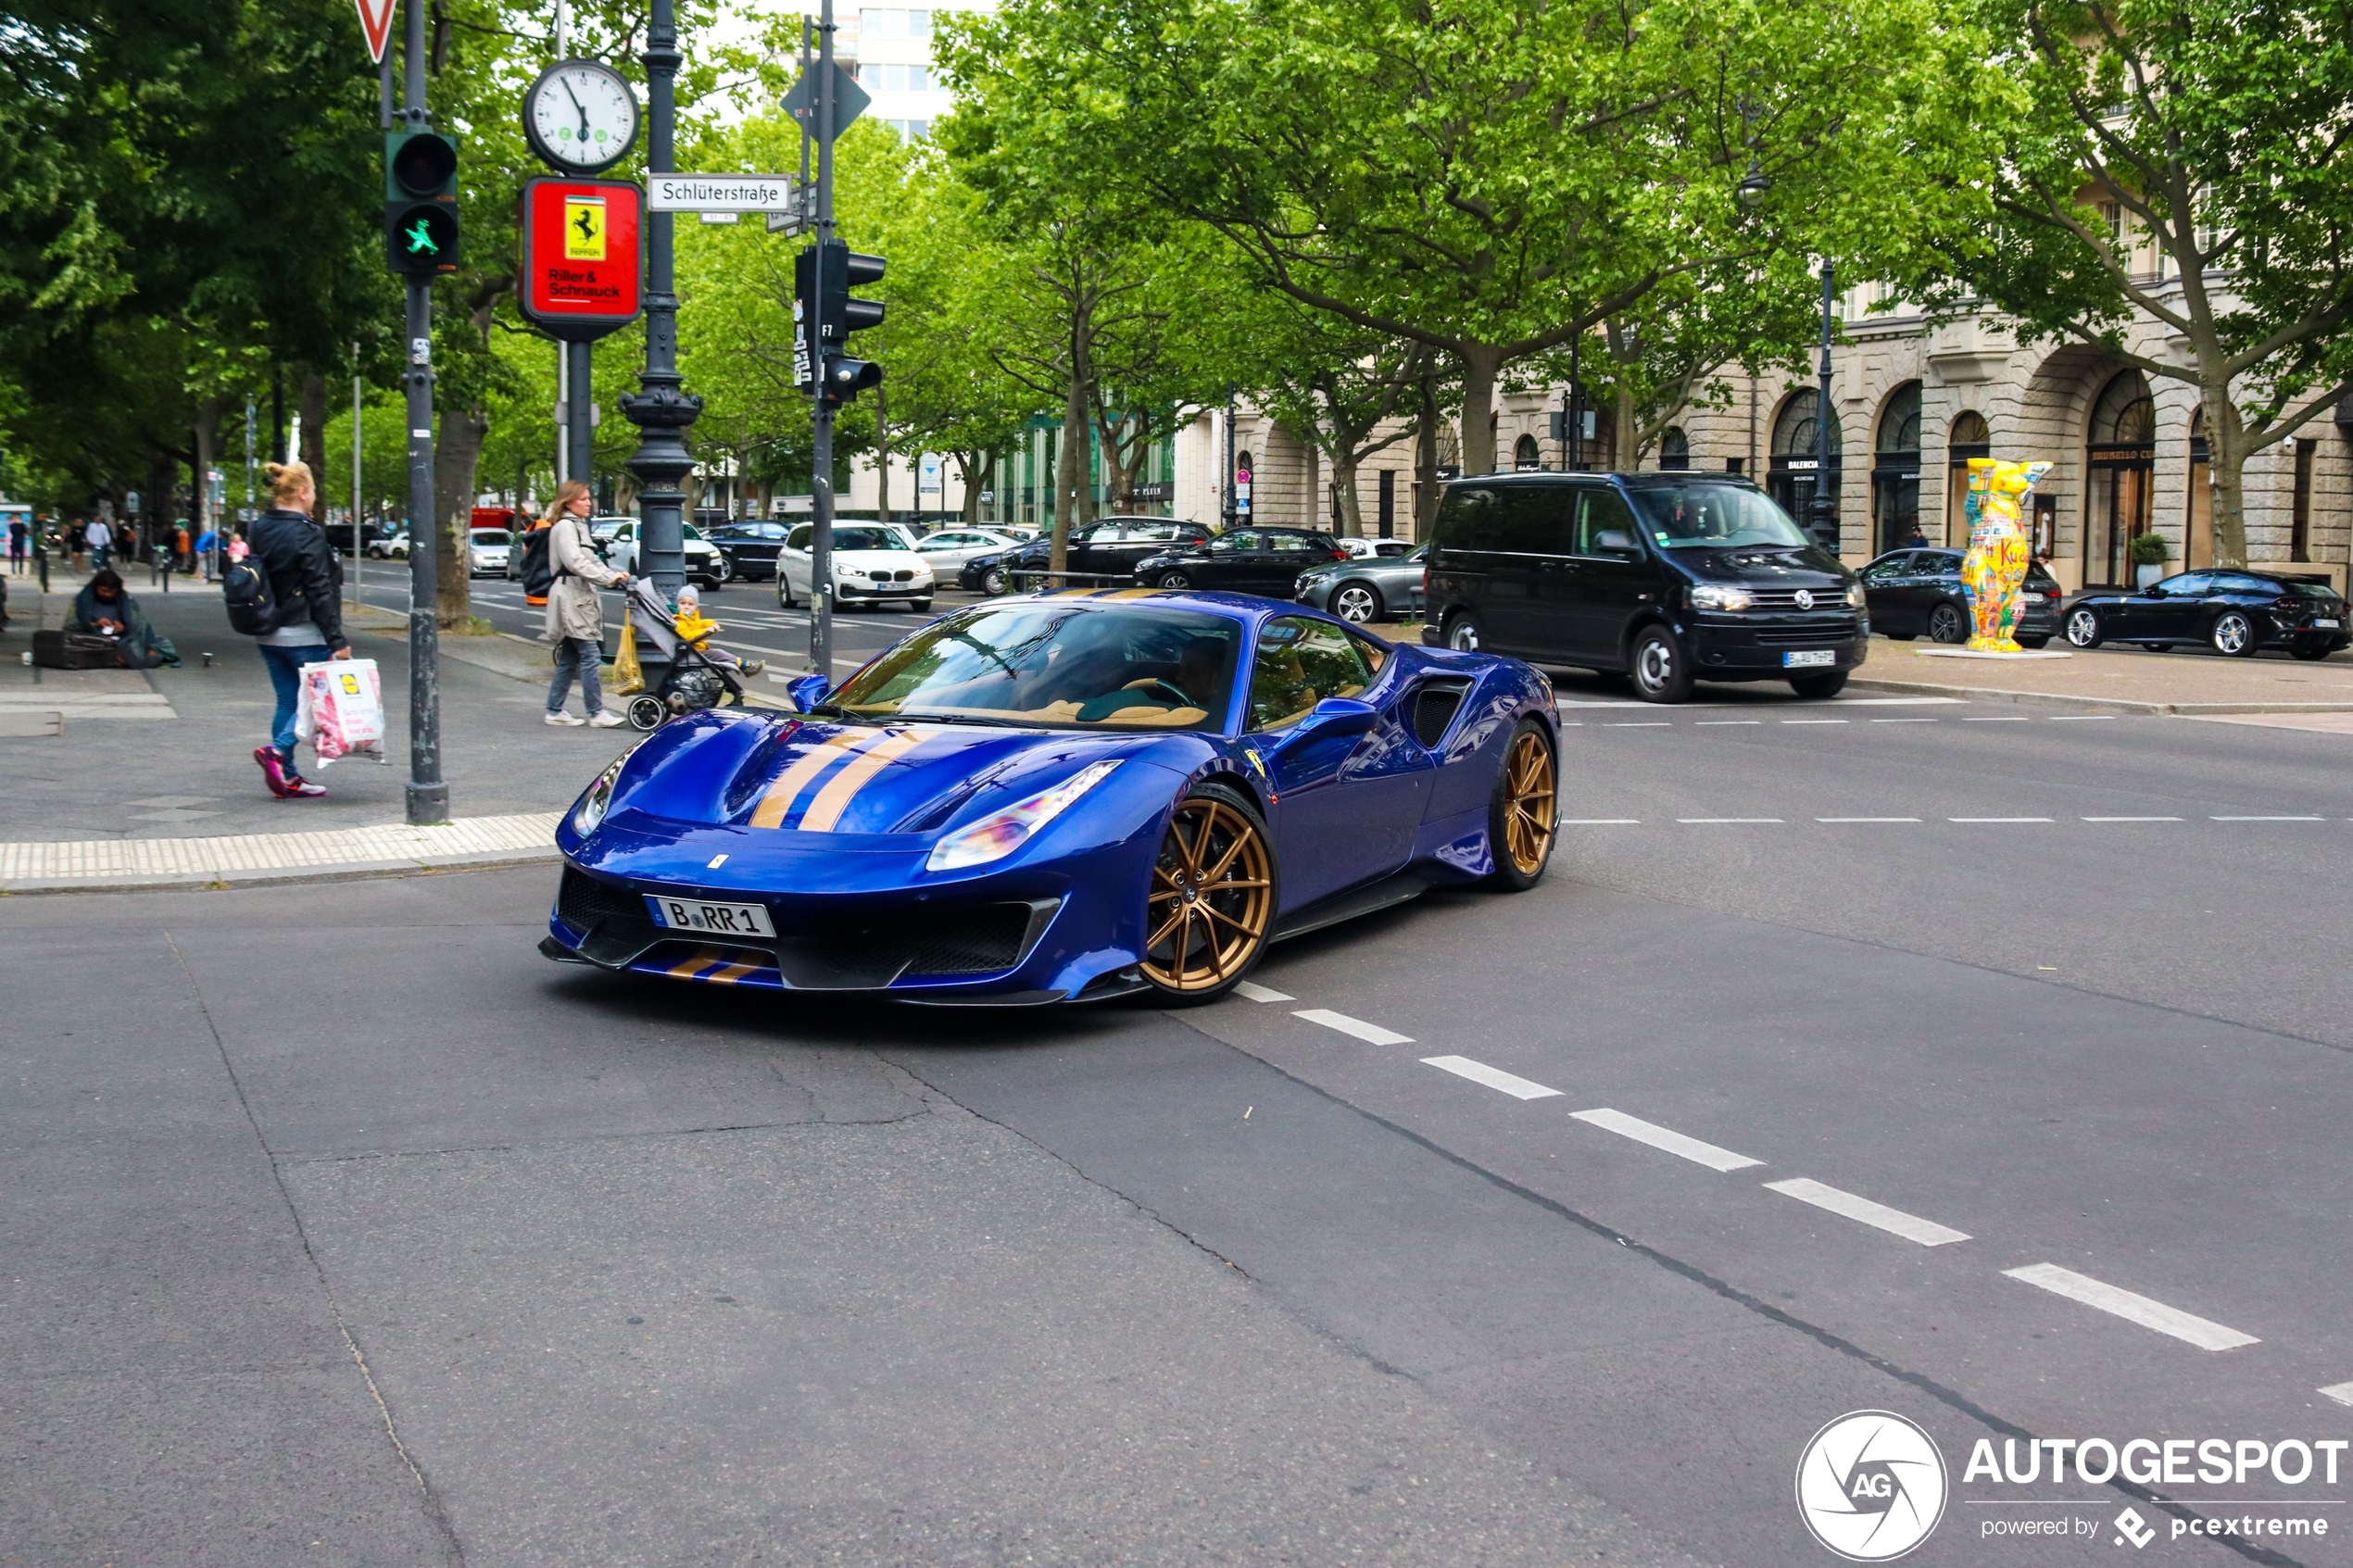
top-left (1125, 677), bottom-right (1193, 707)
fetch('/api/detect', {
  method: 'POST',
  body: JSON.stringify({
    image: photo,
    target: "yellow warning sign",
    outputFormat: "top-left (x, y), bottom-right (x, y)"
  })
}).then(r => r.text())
top-left (563, 196), bottom-right (608, 260)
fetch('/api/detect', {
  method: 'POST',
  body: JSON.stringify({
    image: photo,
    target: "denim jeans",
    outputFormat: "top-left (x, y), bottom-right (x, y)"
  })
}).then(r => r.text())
top-left (259, 643), bottom-right (335, 756)
top-left (547, 636), bottom-right (605, 716)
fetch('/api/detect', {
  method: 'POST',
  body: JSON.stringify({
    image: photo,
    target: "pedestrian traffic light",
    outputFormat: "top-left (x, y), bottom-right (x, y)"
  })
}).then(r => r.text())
top-left (793, 239), bottom-right (885, 405)
top-left (384, 131), bottom-right (459, 274)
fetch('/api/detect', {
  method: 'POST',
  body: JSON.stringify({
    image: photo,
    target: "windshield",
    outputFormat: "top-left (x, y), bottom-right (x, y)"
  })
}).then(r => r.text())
top-left (1629, 485), bottom-right (1811, 549)
top-left (471, 531), bottom-right (509, 545)
top-left (830, 604), bottom-right (1241, 732)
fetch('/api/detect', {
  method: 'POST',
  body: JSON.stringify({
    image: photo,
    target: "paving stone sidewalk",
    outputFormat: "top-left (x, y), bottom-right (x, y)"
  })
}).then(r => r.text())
top-left (1848, 635), bottom-right (2353, 713)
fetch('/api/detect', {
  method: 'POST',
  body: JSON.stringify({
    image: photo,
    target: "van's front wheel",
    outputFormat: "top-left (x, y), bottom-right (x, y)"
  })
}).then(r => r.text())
top-left (1628, 624), bottom-right (1692, 703)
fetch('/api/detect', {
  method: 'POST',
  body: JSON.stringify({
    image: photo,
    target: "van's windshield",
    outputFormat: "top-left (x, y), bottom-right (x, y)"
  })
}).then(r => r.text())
top-left (1629, 485), bottom-right (1811, 550)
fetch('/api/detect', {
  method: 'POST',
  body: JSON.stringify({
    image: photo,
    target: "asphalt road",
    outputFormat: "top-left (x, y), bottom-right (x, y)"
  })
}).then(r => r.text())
top-left (8, 694), bottom-right (2353, 1564)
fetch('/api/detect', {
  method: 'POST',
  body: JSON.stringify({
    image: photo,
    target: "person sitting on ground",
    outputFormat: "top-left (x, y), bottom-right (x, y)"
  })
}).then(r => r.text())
top-left (69, 569), bottom-right (180, 668)
top-left (671, 584), bottom-right (765, 678)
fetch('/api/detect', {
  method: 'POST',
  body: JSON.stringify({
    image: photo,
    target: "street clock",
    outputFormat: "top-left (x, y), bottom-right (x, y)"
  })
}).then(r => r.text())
top-left (523, 58), bottom-right (640, 174)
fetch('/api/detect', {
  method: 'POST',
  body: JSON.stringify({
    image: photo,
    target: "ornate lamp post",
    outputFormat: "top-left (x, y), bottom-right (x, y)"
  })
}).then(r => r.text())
top-left (621, 0), bottom-right (699, 604)
top-left (1809, 259), bottom-right (1837, 550)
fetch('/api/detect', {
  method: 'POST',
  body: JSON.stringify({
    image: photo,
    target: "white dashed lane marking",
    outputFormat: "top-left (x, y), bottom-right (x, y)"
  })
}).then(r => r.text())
top-left (1560, 818), bottom-right (1642, 825)
top-left (1817, 817), bottom-right (1921, 823)
top-left (2212, 815), bottom-right (2324, 822)
top-left (1693, 720), bottom-right (1762, 726)
top-left (1949, 817), bottom-right (2054, 823)
top-left (2004, 1263), bottom-right (2260, 1351)
top-left (1291, 1009), bottom-right (1414, 1046)
top-left (1420, 1056), bottom-right (1564, 1100)
top-left (1570, 1108), bottom-right (1764, 1173)
top-left (1676, 817), bottom-right (1784, 824)
top-left (1964, 716), bottom-right (2032, 722)
top-left (2084, 815), bottom-right (2183, 822)
top-left (1764, 1178), bottom-right (1971, 1247)
top-left (1233, 980), bottom-right (1292, 1003)
top-left (2320, 1382), bottom-right (2353, 1407)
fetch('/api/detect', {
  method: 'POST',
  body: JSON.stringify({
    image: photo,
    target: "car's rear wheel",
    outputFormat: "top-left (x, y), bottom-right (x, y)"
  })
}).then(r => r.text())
top-left (1628, 624), bottom-right (1692, 703)
top-left (982, 566), bottom-right (1009, 596)
top-left (2015, 634), bottom-right (2050, 649)
top-left (2064, 607), bottom-right (2104, 648)
top-left (1487, 720), bottom-right (1556, 892)
top-left (2292, 643), bottom-right (2333, 661)
top-left (1445, 612), bottom-right (1483, 652)
top-left (1927, 602), bottom-right (1967, 643)
top-left (2211, 609), bottom-right (2258, 657)
top-left (1332, 583), bottom-right (1382, 623)
top-left (1141, 782), bottom-right (1275, 1004)
top-left (1157, 570), bottom-right (1191, 590)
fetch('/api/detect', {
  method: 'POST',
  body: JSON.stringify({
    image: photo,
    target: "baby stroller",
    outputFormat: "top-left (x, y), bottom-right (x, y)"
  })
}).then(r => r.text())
top-left (622, 577), bottom-right (749, 731)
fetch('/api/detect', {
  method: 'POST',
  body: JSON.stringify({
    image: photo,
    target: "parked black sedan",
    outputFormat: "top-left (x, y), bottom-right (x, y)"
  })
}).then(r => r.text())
top-left (706, 520), bottom-right (790, 581)
top-left (2063, 569), bottom-right (2350, 659)
top-left (960, 518), bottom-right (1211, 594)
top-left (1132, 526), bottom-right (1351, 596)
top-left (1856, 546), bottom-right (2063, 646)
top-left (1294, 545), bottom-right (1427, 623)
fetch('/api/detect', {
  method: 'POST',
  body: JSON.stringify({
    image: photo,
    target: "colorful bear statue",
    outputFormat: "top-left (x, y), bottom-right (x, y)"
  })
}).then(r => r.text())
top-left (1959, 458), bottom-right (2054, 652)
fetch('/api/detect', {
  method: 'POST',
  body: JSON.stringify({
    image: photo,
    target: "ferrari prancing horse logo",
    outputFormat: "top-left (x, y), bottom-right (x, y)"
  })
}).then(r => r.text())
top-left (563, 196), bottom-right (608, 261)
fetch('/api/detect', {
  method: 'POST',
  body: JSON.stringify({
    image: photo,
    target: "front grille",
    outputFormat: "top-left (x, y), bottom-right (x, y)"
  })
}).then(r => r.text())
top-left (1755, 621), bottom-right (1860, 647)
top-left (1748, 587), bottom-right (1848, 610)
top-left (559, 866), bottom-right (646, 931)
top-left (899, 902), bottom-right (1038, 974)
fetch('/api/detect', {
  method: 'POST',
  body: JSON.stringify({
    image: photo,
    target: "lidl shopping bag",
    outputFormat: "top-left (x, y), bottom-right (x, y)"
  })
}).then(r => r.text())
top-left (295, 658), bottom-right (386, 767)
top-left (610, 620), bottom-right (644, 695)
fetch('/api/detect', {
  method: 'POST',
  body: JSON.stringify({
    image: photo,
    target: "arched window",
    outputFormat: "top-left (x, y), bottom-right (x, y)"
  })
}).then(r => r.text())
top-left (1870, 383), bottom-right (1923, 554)
top-left (1768, 389), bottom-right (1841, 540)
top-left (1513, 433), bottom-right (1541, 471)
top-left (1770, 389), bottom-right (1842, 458)
top-left (2085, 370), bottom-right (2155, 586)
top-left (2092, 370), bottom-right (2156, 445)
top-left (1659, 428), bottom-right (1690, 470)
top-left (1944, 412), bottom-right (1991, 547)
top-left (1950, 410), bottom-right (1990, 448)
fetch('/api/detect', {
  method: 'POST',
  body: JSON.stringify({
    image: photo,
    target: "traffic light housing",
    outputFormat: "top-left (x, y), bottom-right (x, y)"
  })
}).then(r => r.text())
top-left (793, 239), bottom-right (885, 405)
top-left (384, 131), bottom-right (459, 274)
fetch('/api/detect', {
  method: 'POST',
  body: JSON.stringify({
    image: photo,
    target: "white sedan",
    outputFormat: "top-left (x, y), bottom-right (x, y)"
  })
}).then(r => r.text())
top-left (776, 522), bottom-right (935, 610)
top-left (599, 521), bottom-right (731, 588)
top-left (911, 526), bottom-right (1027, 575)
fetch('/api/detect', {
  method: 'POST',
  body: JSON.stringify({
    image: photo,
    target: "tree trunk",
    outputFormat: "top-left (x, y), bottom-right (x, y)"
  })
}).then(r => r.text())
top-left (299, 369), bottom-right (329, 518)
top-left (961, 449), bottom-right (988, 525)
top-left (1331, 448), bottom-right (1363, 537)
top-left (1456, 345), bottom-right (1502, 478)
top-left (1053, 360), bottom-right (1088, 576)
top-left (433, 403), bottom-right (486, 629)
top-left (194, 398), bottom-right (220, 535)
top-left (1412, 374), bottom-right (1441, 536)
top-left (1615, 383), bottom-right (1639, 472)
top-left (2205, 387), bottom-right (2250, 569)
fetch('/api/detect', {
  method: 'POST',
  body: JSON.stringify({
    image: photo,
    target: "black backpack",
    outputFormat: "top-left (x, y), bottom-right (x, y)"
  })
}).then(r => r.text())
top-left (519, 526), bottom-right (555, 597)
top-left (222, 548), bottom-right (279, 634)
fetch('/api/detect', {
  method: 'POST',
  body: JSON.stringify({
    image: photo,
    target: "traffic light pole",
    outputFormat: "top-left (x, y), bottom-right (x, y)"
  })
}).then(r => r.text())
top-left (808, 0), bottom-right (837, 686)
top-left (622, 0), bottom-right (700, 608)
top-left (400, 0), bottom-right (447, 823)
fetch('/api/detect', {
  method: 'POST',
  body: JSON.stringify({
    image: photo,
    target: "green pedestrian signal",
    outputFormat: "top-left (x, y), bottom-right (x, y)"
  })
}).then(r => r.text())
top-left (384, 131), bottom-right (459, 274)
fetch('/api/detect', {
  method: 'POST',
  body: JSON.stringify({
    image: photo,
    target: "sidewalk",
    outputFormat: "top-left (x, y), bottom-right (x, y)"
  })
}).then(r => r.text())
top-left (0, 570), bottom-right (721, 890)
top-left (1847, 636), bottom-right (2353, 715)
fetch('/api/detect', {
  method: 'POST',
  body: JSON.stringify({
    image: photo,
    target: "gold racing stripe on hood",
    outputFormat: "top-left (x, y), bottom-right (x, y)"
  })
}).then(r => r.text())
top-left (797, 728), bottom-right (930, 832)
top-left (748, 728), bottom-right (881, 829)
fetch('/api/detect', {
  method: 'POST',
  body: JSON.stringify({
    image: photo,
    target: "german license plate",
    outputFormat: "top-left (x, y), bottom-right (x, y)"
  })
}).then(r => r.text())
top-left (645, 895), bottom-right (775, 937)
top-left (2318, 619), bottom-right (2340, 629)
top-left (1783, 649), bottom-right (1837, 669)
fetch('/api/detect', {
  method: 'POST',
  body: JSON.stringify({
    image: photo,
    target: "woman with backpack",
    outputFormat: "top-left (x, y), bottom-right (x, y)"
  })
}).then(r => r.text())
top-left (235, 460), bottom-right (351, 797)
top-left (541, 480), bottom-right (631, 727)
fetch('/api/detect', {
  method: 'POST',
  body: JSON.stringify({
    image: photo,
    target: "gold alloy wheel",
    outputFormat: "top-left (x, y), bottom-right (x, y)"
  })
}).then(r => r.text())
top-left (1502, 729), bottom-right (1556, 877)
top-left (1142, 796), bottom-right (1274, 992)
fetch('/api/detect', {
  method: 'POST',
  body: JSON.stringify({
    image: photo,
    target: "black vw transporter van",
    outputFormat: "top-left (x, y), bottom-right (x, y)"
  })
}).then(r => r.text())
top-left (1421, 471), bottom-right (1867, 703)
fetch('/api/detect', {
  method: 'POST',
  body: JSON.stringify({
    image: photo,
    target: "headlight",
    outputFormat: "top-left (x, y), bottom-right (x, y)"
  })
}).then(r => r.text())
top-left (1690, 583), bottom-right (1755, 611)
top-left (1845, 582), bottom-right (1868, 610)
top-left (1300, 571), bottom-right (1333, 587)
top-left (572, 752), bottom-right (630, 835)
top-left (925, 759), bottom-right (1122, 872)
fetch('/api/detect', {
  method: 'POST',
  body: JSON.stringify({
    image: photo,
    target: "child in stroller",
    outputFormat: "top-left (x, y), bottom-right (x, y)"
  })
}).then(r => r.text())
top-left (620, 579), bottom-right (768, 730)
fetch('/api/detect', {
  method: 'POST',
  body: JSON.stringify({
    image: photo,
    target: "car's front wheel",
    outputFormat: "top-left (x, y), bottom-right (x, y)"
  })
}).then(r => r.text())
top-left (1332, 583), bottom-right (1382, 623)
top-left (1628, 624), bottom-right (1692, 703)
top-left (982, 566), bottom-right (1009, 596)
top-left (2064, 607), bottom-right (2104, 648)
top-left (2211, 610), bottom-right (2258, 657)
top-left (1445, 612), bottom-right (1483, 652)
top-left (1789, 671), bottom-right (1848, 699)
top-left (1141, 781), bottom-right (1275, 1005)
top-left (1157, 571), bottom-right (1191, 590)
top-left (1487, 720), bottom-right (1555, 892)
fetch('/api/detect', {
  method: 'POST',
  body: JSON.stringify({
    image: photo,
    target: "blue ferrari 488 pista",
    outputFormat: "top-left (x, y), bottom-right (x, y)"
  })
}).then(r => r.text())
top-left (545, 589), bottom-right (1560, 1004)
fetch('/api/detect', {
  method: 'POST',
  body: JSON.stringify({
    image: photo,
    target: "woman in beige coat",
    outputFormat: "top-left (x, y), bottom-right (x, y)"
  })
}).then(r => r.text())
top-left (541, 481), bottom-right (632, 727)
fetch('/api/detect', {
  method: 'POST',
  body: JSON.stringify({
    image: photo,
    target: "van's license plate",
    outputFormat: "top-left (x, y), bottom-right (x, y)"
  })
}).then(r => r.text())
top-left (1782, 649), bottom-right (1837, 669)
top-left (646, 896), bottom-right (776, 937)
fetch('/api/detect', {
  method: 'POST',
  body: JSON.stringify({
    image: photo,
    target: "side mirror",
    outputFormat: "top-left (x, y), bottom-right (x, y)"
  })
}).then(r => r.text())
top-left (2142, 585), bottom-right (2165, 597)
top-left (1277, 696), bottom-right (1380, 747)
top-left (784, 673), bottom-right (832, 713)
top-left (1593, 529), bottom-right (1638, 556)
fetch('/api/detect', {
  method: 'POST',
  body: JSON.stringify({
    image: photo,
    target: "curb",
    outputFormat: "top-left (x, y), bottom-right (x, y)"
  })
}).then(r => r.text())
top-left (0, 844), bottom-right (560, 897)
top-left (1844, 677), bottom-right (2353, 718)
top-left (0, 810), bottom-right (566, 897)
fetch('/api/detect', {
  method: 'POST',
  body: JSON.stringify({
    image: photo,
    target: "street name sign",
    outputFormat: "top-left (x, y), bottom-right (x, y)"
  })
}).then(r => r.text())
top-left (517, 177), bottom-right (643, 343)
top-left (646, 175), bottom-right (802, 214)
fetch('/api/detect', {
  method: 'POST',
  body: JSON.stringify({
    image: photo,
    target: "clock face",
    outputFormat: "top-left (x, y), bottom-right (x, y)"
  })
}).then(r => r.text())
top-left (527, 60), bottom-right (639, 171)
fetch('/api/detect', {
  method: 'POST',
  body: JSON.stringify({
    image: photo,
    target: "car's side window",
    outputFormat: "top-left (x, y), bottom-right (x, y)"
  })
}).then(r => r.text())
top-left (1572, 488), bottom-right (1641, 556)
top-left (2158, 571), bottom-right (2212, 596)
top-left (1210, 531), bottom-right (1261, 554)
top-left (1433, 486), bottom-right (1504, 551)
top-left (1858, 554), bottom-right (1913, 581)
top-left (1491, 485), bottom-right (1577, 555)
top-left (1247, 617), bottom-right (1375, 732)
top-left (786, 525), bottom-right (812, 550)
top-left (1268, 533), bottom-right (1315, 553)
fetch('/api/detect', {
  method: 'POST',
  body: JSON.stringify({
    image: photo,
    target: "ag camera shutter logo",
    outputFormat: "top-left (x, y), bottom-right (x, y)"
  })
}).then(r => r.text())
top-left (1795, 1411), bottom-right (1948, 1561)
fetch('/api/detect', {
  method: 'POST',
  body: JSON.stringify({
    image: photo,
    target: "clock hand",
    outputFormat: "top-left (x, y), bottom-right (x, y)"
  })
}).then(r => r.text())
top-left (562, 77), bottom-right (589, 139)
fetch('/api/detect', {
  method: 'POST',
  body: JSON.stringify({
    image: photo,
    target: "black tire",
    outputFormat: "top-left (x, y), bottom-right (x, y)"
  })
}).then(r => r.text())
top-left (1156, 570), bottom-right (1192, 590)
top-left (1140, 780), bottom-right (1277, 1005)
top-left (2064, 606), bottom-right (2104, 648)
top-left (981, 566), bottom-right (1008, 596)
top-left (1627, 623), bottom-right (1692, 703)
top-left (2210, 609), bottom-right (2259, 657)
top-left (2292, 643), bottom-right (2333, 661)
top-left (1331, 582), bottom-right (1383, 624)
top-left (777, 575), bottom-right (798, 608)
top-left (1789, 671), bottom-right (1848, 699)
top-left (1444, 612), bottom-right (1484, 652)
top-left (2015, 634), bottom-right (2050, 649)
top-left (1885, 632), bottom-right (1917, 641)
top-left (2142, 644), bottom-right (2171, 653)
top-left (625, 695), bottom-right (667, 731)
top-left (1926, 601), bottom-right (1968, 644)
top-left (910, 597), bottom-right (934, 613)
top-left (1487, 718), bottom-right (1556, 892)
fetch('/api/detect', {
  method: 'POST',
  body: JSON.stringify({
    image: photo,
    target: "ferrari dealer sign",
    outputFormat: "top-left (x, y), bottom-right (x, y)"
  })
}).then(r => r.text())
top-left (518, 177), bottom-right (642, 342)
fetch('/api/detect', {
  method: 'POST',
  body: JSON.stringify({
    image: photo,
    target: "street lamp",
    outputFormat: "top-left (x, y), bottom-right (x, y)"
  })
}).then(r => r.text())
top-left (1736, 160), bottom-right (1770, 211)
top-left (1809, 259), bottom-right (1837, 550)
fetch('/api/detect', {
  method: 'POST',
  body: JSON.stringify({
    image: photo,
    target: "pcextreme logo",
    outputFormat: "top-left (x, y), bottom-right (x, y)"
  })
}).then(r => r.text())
top-left (1796, 1411), bottom-right (1950, 1562)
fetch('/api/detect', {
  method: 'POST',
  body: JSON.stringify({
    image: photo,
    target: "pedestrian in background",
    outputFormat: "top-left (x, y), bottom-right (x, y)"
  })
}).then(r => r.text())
top-left (245, 460), bottom-right (351, 798)
top-left (85, 513), bottom-right (111, 571)
top-left (69, 518), bottom-right (86, 571)
top-left (541, 479), bottom-right (630, 728)
top-left (6, 515), bottom-right (26, 574)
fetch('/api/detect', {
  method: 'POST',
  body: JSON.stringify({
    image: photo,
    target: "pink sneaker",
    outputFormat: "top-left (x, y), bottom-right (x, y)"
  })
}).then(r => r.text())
top-left (279, 769), bottom-right (327, 798)
top-left (254, 746), bottom-right (293, 798)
